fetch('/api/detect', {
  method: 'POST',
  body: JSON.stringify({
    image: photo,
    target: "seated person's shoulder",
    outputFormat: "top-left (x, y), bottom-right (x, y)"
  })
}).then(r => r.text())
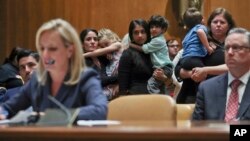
top-left (81, 68), bottom-right (100, 78)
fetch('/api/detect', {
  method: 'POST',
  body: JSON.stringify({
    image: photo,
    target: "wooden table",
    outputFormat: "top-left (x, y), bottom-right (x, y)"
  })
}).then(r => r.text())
top-left (0, 120), bottom-right (233, 141)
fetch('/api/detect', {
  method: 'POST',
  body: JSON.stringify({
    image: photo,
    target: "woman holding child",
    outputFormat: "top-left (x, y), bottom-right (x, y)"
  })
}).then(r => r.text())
top-left (175, 7), bottom-right (236, 103)
top-left (118, 19), bottom-right (153, 95)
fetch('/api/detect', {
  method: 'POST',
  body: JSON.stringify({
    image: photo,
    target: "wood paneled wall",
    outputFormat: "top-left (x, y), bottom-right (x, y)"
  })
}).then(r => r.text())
top-left (0, 0), bottom-right (250, 63)
top-left (206, 0), bottom-right (250, 29)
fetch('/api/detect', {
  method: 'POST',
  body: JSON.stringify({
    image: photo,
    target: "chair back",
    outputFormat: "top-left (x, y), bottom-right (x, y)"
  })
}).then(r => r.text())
top-left (176, 104), bottom-right (195, 120)
top-left (108, 94), bottom-right (176, 121)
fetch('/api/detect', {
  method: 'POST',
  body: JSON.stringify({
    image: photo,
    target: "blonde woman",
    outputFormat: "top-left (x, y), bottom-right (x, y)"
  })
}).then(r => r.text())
top-left (0, 19), bottom-right (107, 121)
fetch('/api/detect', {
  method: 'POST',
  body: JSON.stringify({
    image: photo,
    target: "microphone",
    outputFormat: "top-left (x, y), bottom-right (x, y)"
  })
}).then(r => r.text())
top-left (27, 80), bottom-right (44, 124)
top-left (28, 95), bottom-right (73, 125)
top-left (46, 95), bottom-right (72, 125)
top-left (34, 95), bottom-right (79, 126)
top-left (47, 59), bottom-right (55, 65)
top-left (27, 70), bottom-right (48, 124)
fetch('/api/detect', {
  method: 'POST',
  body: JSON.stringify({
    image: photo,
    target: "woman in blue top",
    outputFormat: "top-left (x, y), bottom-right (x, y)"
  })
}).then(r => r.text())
top-left (0, 19), bottom-right (108, 121)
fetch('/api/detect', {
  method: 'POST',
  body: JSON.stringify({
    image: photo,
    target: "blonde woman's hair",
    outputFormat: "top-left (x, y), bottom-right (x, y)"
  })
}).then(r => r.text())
top-left (35, 18), bottom-right (85, 85)
top-left (98, 28), bottom-right (121, 43)
top-left (98, 28), bottom-right (127, 50)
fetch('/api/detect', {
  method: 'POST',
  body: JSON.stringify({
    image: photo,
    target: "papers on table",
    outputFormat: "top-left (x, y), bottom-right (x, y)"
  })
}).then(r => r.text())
top-left (0, 110), bottom-right (32, 125)
top-left (0, 119), bottom-right (10, 125)
top-left (77, 120), bottom-right (121, 126)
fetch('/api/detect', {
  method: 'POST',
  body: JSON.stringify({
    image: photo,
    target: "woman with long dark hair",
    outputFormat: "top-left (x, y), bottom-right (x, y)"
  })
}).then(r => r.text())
top-left (118, 19), bottom-right (153, 95)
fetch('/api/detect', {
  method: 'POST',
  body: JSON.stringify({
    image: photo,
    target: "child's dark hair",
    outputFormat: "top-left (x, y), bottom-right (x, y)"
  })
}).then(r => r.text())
top-left (148, 15), bottom-right (169, 31)
top-left (183, 7), bottom-right (203, 29)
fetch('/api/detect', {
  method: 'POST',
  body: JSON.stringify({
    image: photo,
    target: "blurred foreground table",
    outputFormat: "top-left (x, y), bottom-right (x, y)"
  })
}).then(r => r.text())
top-left (0, 120), bottom-right (239, 141)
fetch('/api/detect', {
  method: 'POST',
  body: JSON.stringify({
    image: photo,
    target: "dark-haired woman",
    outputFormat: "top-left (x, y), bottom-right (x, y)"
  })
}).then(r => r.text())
top-left (0, 47), bottom-right (24, 89)
top-left (118, 19), bottom-right (153, 95)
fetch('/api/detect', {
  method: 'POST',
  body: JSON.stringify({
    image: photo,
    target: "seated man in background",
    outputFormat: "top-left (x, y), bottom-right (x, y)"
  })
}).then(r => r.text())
top-left (167, 38), bottom-right (180, 61)
top-left (0, 49), bottom-right (39, 103)
top-left (165, 38), bottom-right (182, 97)
top-left (192, 27), bottom-right (250, 122)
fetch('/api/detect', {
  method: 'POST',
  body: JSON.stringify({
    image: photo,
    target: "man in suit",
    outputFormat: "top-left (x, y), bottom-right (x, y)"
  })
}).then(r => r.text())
top-left (0, 49), bottom-right (39, 103)
top-left (192, 27), bottom-right (250, 121)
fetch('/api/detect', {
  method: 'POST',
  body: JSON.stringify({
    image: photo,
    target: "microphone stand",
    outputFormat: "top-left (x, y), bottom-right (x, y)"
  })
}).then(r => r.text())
top-left (47, 95), bottom-right (72, 125)
top-left (27, 78), bottom-right (43, 124)
top-left (27, 70), bottom-right (47, 124)
top-left (27, 60), bottom-right (76, 126)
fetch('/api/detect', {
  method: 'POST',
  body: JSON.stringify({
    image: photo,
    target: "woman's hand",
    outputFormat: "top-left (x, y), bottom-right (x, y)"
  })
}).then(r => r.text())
top-left (191, 67), bottom-right (207, 82)
top-left (209, 42), bottom-right (217, 50)
top-left (207, 42), bottom-right (217, 55)
top-left (0, 107), bottom-right (7, 120)
top-left (153, 68), bottom-right (173, 86)
top-left (153, 68), bottom-right (166, 81)
top-left (207, 46), bottom-right (215, 55)
top-left (0, 114), bottom-right (6, 120)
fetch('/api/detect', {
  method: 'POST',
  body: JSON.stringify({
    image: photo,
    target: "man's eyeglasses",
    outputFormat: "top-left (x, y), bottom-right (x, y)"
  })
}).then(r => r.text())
top-left (225, 45), bottom-right (250, 52)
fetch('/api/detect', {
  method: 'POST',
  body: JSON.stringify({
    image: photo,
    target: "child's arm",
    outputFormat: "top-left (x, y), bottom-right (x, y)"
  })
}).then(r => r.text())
top-left (83, 42), bottom-right (122, 57)
top-left (197, 29), bottom-right (214, 54)
top-left (129, 43), bottom-right (143, 52)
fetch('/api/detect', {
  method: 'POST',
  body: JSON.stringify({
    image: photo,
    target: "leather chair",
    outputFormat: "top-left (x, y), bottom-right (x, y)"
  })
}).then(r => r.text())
top-left (176, 104), bottom-right (195, 120)
top-left (108, 94), bottom-right (176, 121)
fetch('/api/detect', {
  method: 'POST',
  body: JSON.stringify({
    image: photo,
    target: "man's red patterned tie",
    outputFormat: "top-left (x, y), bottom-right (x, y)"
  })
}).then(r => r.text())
top-left (224, 79), bottom-right (241, 122)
